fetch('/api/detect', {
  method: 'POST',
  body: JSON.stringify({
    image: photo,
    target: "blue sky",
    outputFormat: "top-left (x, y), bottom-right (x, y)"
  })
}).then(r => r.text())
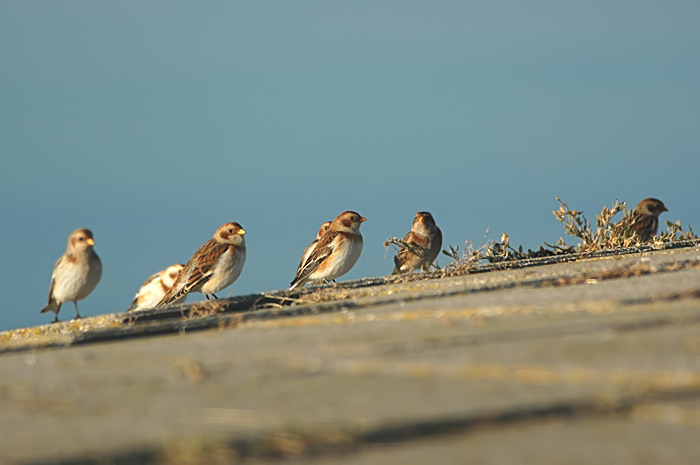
top-left (1, 1), bottom-right (698, 330)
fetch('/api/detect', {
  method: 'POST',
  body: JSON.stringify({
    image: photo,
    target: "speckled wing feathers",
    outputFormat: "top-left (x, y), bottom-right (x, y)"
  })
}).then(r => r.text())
top-left (629, 213), bottom-right (658, 242)
top-left (290, 230), bottom-right (337, 287)
top-left (158, 240), bottom-right (230, 306)
top-left (394, 230), bottom-right (429, 270)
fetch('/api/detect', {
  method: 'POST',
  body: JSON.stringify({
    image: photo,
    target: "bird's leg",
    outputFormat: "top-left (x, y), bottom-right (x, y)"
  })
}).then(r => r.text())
top-left (73, 302), bottom-right (82, 319)
top-left (211, 293), bottom-right (219, 300)
top-left (52, 314), bottom-right (60, 324)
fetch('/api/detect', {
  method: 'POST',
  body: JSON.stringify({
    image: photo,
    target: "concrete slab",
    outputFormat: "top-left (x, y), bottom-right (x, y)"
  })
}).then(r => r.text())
top-left (1, 245), bottom-right (699, 464)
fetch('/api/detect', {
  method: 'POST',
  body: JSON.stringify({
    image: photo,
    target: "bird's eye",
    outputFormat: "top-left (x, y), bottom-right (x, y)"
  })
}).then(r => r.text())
top-left (229, 229), bottom-right (233, 233)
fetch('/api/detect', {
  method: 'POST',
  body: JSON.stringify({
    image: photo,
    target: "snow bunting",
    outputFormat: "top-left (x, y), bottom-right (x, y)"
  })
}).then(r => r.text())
top-left (128, 263), bottom-right (185, 311)
top-left (41, 228), bottom-right (102, 323)
top-left (290, 211), bottom-right (365, 290)
top-left (629, 198), bottom-right (668, 242)
top-left (156, 222), bottom-right (246, 307)
top-left (393, 211), bottom-right (443, 273)
top-left (295, 221), bottom-right (332, 277)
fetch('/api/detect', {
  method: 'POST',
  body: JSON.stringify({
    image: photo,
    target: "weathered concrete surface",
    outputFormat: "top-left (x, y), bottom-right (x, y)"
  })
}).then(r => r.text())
top-left (1, 246), bottom-right (700, 464)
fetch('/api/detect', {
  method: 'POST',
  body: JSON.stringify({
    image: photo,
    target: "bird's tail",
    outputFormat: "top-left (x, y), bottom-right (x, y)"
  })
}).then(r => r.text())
top-left (41, 299), bottom-right (60, 314)
top-left (289, 277), bottom-right (305, 291)
top-left (155, 288), bottom-right (185, 308)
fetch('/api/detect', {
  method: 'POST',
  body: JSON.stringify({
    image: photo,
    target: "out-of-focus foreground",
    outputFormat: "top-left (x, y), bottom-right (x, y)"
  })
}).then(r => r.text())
top-left (2, 244), bottom-right (700, 464)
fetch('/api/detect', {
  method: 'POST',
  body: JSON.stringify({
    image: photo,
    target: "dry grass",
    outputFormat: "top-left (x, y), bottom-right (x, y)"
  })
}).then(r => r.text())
top-left (553, 196), bottom-right (696, 252)
top-left (181, 299), bottom-right (229, 320)
top-left (382, 237), bottom-right (442, 273)
top-left (439, 229), bottom-right (491, 276)
top-left (437, 196), bottom-right (697, 271)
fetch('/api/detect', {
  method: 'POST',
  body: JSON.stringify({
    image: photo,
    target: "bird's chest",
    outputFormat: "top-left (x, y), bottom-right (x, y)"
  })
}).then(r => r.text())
top-left (326, 235), bottom-right (363, 275)
top-left (201, 247), bottom-right (245, 293)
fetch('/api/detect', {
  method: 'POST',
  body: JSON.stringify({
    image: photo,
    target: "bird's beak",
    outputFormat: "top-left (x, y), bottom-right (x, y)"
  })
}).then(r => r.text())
top-left (87, 238), bottom-right (95, 246)
top-left (418, 216), bottom-right (425, 223)
top-left (360, 217), bottom-right (366, 222)
top-left (662, 205), bottom-right (668, 212)
top-left (238, 229), bottom-right (246, 235)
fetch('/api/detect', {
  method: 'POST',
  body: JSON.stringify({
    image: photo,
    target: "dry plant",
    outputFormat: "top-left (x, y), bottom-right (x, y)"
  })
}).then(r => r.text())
top-left (431, 228), bottom-right (574, 273)
top-left (181, 300), bottom-right (229, 320)
top-left (382, 237), bottom-right (442, 273)
top-left (439, 229), bottom-right (491, 274)
top-left (293, 288), bottom-right (352, 305)
top-left (554, 196), bottom-right (697, 252)
top-left (429, 196), bottom-right (697, 272)
top-left (481, 232), bottom-right (575, 263)
top-left (658, 220), bottom-right (696, 242)
top-left (553, 196), bottom-right (634, 251)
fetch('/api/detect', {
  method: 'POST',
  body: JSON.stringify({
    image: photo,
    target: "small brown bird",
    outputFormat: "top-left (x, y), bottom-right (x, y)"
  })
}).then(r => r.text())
top-left (393, 212), bottom-right (443, 273)
top-left (156, 222), bottom-right (246, 307)
top-left (42, 228), bottom-right (102, 323)
top-left (290, 211), bottom-right (365, 290)
top-left (295, 221), bottom-right (332, 277)
top-left (629, 198), bottom-right (668, 242)
top-left (128, 263), bottom-right (185, 311)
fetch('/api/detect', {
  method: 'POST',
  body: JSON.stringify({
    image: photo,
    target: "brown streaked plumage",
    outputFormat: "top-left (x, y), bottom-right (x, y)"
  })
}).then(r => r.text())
top-left (128, 263), bottom-right (185, 311)
top-left (295, 221), bottom-right (332, 277)
top-left (156, 222), bottom-right (246, 307)
top-left (290, 211), bottom-right (365, 290)
top-left (629, 198), bottom-right (667, 242)
top-left (41, 228), bottom-right (102, 323)
top-left (393, 212), bottom-right (443, 273)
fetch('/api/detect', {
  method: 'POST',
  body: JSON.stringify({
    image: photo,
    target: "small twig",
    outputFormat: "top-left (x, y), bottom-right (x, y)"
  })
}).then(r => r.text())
top-left (383, 237), bottom-right (441, 271)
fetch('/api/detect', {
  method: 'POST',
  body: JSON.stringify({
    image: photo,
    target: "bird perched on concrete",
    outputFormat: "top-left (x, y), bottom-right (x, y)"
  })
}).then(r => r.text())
top-left (128, 263), bottom-right (185, 311)
top-left (290, 211), bottom-right (365, 291)
top-left (156, 222), bottom-right (246, 307)
top-left (295, 221), bottom-right (331, 277)
top-left (628, 198), bottom-right (668, 242)
top-left (393, 212), bottom-right (442, 273)
top-left (41, 228), bottom-right (102, 323)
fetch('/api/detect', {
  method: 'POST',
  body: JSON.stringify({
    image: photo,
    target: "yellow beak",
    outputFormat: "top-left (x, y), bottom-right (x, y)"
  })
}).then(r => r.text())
top-left (87, 238), bottom-right (95, 246)
top-left (238, 229), bottom-right (246, 235)
top-left (360, 217), bottom-right (367, 222)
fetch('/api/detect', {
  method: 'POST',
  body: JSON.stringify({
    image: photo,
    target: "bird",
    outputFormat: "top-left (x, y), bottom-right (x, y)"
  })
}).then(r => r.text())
top-left (295, 221), bottom-right (332, 277)
top-left (41, 228), bottom-right (102, 323)
top-left (290, 211), bottom-right (366, 291)
top-left (128, 263), bottom-right (185, 311)
top-left (628, 198), bottom-right (668, 242)
top-left (155, 222), bottom-right (246, 307)
top-left (393, 211), bottom-right (443, 273)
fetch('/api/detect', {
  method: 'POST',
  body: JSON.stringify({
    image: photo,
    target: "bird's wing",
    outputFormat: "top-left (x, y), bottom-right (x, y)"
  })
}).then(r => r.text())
top-left (290, 231), bottom-right (338, 288)
top-left (396, 231), bottom-right (428, 264)
top-left (128, 271), bottom-right (161, 311)
top-left (295, 240), bottom-right (318, 276)
top-left (630, 213), bottom-right (658, 241)
top-left (41, 255), bottom-right (68, 312)
top-left (157, 240), bottom-right (228, 306)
